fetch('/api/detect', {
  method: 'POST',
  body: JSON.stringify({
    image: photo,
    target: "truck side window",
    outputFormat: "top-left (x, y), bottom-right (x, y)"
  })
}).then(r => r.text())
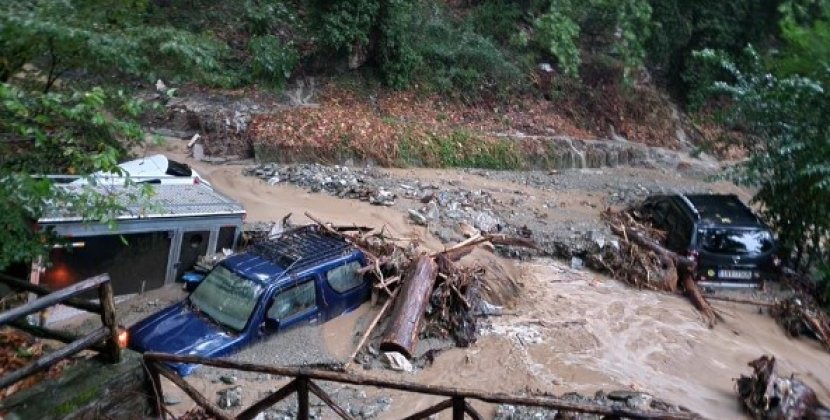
top-left (268, 280), bottom-right (316, 320)
top-left (326, 261), bottom-right (364, 293)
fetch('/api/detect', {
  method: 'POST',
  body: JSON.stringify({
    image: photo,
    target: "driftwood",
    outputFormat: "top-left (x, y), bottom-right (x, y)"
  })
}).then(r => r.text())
top-left (771, 297), bottom-right (830, 352)
top-left (345, 288), bottom-right (399, 369)
top-left (604, 210), bottom-right (720, 327)
top-left (380, 256), bottom-right (438, 358)
top-left (736, 355), bottom-right (830, 419)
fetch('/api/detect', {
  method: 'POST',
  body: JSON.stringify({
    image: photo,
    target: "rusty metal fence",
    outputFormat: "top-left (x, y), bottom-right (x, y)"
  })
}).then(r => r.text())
top-left (144, 352), bottom-right (699, 420)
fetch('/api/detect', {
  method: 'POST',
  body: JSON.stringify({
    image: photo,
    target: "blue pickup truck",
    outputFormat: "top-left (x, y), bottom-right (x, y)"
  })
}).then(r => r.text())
top-left (127, 226), bottom-right (370, 375)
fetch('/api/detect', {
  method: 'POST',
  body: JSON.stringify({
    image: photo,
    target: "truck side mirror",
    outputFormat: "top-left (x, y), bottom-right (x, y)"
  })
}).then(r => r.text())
top-left (260, 318), bottom-right (279, 335)
top-left (182, 272), bottom-right (205, 292)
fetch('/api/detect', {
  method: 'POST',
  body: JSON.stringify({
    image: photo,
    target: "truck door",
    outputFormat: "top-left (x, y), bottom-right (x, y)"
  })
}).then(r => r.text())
top-left (321, 260), bottom-right (370, 320)
top-left (265, 277), bottom-right (321, 332)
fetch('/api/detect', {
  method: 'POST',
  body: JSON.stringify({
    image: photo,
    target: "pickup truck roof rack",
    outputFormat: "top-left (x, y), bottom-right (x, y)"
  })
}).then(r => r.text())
top-left (251, 225), bottom-right (354, 277)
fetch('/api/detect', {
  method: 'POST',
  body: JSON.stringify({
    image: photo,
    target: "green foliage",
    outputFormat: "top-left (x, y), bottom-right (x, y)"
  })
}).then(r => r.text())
top-left (398, 130), bottom-right (523, 169)
top-left (411, 6), bottom-right (523, 99)
top-left (696, 46), bottom-right (830, 273)
top-left (248, 35), bottom-right (299, 89)
top-left (0, 0), bottom-right (235, 90)
top-left (533, 0), bottom-right (652, 81)
top-left (0, 83), bottom-right (149, 269)
top-left (648, 0), bottom-right (780, 98)
top-left (469, 0), bottom-right (523, 45)
top-left (310, 0), bottom-right (380, 53)
top-left (243, 0), bottom-right (297, 36)
top-left (534, 0), bottom-right (582, 77)
top-left (774, 1), bottom-right (830, 77)
top-left (376, 0), bottom-right (420, 89)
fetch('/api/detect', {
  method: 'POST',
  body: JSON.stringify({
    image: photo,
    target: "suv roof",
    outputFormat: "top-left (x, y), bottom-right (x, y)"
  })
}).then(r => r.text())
top-left (249, 226), bottom-right (356, 279)
top-left (681, 194), bottom-right (763, 227)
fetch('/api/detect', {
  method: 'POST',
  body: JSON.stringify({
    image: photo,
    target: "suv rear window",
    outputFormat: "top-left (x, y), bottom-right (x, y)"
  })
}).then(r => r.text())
top-left (701, 229), bottom-right (774, 255)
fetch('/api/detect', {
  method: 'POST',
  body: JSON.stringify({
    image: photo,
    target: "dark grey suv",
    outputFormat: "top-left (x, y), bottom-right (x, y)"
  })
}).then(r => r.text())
top-left (639, 194), bottom-right (780, 288)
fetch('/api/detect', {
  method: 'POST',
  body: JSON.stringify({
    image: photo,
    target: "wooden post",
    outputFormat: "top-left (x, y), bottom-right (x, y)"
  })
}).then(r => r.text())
top-left (98, 280), bottom-right (121, 363)
top-left (297, 376), bottom-right (310, 420)
top-left (452, 397), bottom-right (465, 420)
top-left (147, 362), bottom-right (166, 418)
top-left (380, 255), bottom-right (438, 358)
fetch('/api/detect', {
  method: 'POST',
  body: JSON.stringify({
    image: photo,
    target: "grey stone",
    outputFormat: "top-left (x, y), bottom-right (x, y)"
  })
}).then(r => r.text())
top-left (408, 209), bottom-right (428, 226)
top-left (217, 386), bottom-right (243, 408)
top-left (219, 375), bottom-right (237, 385)
top-left (267, 176), bottom-right (280, 186)
top-left (192, 143), bottom-right (205, 161)
top-left (473, 212), bottom-right (500, 233)
top-left (570, 256), bottom-right (584, 270)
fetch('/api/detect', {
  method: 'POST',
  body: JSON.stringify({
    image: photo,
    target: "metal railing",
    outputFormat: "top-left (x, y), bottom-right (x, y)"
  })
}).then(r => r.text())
top-left (0, 273), bottom-right (121, 389)
top-left (144, 353), bottom-right (699, 420)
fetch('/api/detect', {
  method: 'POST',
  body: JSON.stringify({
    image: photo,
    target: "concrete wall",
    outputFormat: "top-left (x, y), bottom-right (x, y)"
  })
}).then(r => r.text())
top-left (0, 350), bottom-right (152, 419)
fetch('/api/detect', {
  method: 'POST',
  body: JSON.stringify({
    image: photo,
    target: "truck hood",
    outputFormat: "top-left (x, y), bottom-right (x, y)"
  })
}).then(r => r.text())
top-left (128, 302), bottom-right (235, 359)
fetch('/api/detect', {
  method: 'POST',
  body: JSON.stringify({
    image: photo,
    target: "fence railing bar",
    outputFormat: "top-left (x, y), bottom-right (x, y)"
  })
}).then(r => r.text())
top-left (306, 379), bottom-right (355, 420)
top-left (401, 398), bottom-right (454, 420)
top-left (155, 364), bottom-right (232, 420)
top-left (9, 319), bottom-right (107, 353)
top-left (0, 326), bottom-right (108, 389)
top-left (236, 379), bottom-right (298, 420)
top-left (143, 353), bottom-right (699, 420)
top-left (464, 401), bottom-right (483, 420)
top-left (0, 274), bottom-right (109, 326)
top-left (0, 273), bottom-right (101, 313)
top-left (145, 362), bottom-right (166, 419)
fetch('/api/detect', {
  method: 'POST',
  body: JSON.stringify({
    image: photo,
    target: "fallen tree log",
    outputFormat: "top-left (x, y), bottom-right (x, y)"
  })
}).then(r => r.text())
top-left (380, 255), bottom-right (438, 358)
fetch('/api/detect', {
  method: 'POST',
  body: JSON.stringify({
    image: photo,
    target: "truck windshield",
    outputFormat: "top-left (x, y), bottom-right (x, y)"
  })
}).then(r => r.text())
top-left (189, 265), bottom-right (263, 332)
top-left (701, 228), bottom-right (774, 255)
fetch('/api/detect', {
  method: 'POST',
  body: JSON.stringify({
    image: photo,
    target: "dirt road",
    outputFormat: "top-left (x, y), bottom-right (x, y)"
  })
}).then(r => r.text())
top-left (146, 140), bottom-right (829, 419)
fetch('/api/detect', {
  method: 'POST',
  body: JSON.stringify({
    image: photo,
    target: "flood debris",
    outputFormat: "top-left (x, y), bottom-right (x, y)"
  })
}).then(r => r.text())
top-left (770, 297), bottom-right (830, 352)
top-left (297, 212), bottom-right (535, 368)
top-left (0, 328), bottom-right (70, 399)
top-left (736, 355), bottom-right (830, 419)
top-left (600, 208), bottom-right (719, 326)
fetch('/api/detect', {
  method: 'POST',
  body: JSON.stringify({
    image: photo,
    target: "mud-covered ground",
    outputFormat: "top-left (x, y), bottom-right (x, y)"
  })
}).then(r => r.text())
top-left (114, 140), bottom-right (829, 419)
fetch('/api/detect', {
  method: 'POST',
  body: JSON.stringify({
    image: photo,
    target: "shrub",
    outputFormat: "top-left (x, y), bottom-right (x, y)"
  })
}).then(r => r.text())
top-left (248, 35), bottom-right (298, 89)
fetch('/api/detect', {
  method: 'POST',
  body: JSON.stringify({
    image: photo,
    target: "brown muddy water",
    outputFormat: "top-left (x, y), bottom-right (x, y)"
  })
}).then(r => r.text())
top-left (144, 142), bottom-right (829, 419)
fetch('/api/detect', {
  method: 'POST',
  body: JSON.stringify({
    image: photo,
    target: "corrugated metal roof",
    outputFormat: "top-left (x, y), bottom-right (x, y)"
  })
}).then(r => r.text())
top-left (39, 183), bottom-right (245, 223)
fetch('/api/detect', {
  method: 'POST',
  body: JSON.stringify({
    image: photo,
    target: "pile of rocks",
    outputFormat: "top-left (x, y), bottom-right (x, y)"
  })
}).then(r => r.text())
top-left (246, 163), bottom-right (397, 206)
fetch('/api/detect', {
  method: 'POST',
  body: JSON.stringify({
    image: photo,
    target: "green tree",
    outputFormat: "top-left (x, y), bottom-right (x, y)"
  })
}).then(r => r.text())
top-left (0, 0), bottom-right (232, 91)
top-left (696, 47), bottom-right (830, 278)
top-left (533, 0), bottom-right (652, 81)
top-left (0, 83), bottom-right (150, 270)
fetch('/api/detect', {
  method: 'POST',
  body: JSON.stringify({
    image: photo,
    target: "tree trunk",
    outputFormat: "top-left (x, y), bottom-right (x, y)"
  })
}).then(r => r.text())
top-left (379, 255), bottom-right (438, 358)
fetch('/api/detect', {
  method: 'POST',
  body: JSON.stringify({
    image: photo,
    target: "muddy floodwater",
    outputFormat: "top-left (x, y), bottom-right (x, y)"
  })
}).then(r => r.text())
top-left (143, 141), bottom-right (829, 419)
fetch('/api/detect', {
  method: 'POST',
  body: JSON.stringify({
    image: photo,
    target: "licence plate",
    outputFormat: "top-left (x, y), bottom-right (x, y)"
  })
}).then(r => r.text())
top-left (718, 269), bottom-right (753, 280)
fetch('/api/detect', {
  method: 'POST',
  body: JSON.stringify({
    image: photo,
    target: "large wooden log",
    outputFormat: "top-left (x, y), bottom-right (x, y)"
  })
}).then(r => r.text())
top-left (379, 255), bottom-right (438, 358)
